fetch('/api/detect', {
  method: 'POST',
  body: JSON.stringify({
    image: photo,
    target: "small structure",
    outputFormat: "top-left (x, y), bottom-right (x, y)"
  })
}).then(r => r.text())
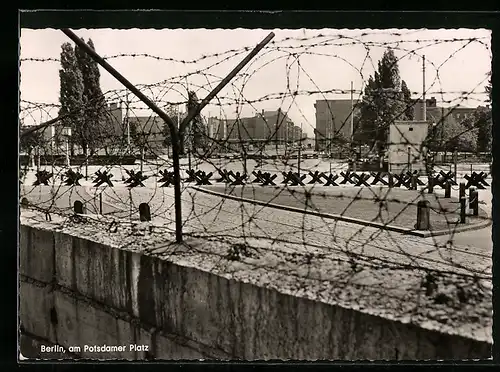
top-left (388, 120), bottom-right (429, 174)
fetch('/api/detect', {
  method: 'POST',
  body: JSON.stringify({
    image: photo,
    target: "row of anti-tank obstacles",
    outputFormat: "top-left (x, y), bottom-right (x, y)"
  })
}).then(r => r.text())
top-left (23, 169), bottom-right (487, 232)
top-left (28, 168), bottom-right (489, 191)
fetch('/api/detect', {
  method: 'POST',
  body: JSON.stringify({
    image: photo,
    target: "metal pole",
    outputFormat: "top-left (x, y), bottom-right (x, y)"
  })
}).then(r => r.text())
top-left (423, 55), bottom-right (426, 122)
top-left (62, 28), bottom-right (183, 241)
top-left (140, 145), bottom-right (144, 173)
top-left (63, 29), bottom-right (179, 234)
top-left (188, 108), bottom-right (192, 172)
top-left (298, 123), bottom-right (302, 176)
top-left (350, 80), bottom-right (354, 146)
top-left (36, 146), bottom-right (40, 173)
top-left (454, 150), bottom-right (457, 181)
top-left (329, 122), bottom-right (332, 158)
top-left (188, 147), bottom-right (192, 172)
top-left (85, 147), bottom-right (89, 179)
top-left (243, 148), bottom-right (247, 176)
top-left (126, 92), bottom-right (130, 152)
top-left (129, 188), bottom-right (132, 223)
top-left (66, 137), bottom-right (70, 168)
top-left (51, 141), bottom-right (54, 177)
top-left (176, 107), bottom-right (180, 159)
top-left (407, 146), bottom-right (411, 172)
top-left (62, 28), bottom-right (273, 243)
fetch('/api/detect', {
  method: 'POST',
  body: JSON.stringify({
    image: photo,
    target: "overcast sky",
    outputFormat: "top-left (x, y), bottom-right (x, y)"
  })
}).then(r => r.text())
top-left (19, 28), bottom-right (491, 137)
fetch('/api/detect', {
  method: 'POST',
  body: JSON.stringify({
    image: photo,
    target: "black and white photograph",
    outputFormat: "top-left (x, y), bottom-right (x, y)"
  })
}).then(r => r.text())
top-left (18, 17), bottom-right (493, 361)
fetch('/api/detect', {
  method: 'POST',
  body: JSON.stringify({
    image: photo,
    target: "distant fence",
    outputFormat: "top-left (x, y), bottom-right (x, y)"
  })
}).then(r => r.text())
top-left (431, 152), bottom-right (492, 164)
top-left (19, 154), bottom-right (137, 166)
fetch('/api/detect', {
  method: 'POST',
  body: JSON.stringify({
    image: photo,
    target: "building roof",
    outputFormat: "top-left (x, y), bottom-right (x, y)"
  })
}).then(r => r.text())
top-left (449, 105), bottom-right (476, 111)
top-left (263, 110), bottom-right (280, 116)
top-left (315, 99), bottom-right (360, 102)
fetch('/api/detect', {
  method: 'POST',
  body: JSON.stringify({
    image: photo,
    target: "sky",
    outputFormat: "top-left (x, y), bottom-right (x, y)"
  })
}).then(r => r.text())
top-left (19, 28), bottom-right (491, 137)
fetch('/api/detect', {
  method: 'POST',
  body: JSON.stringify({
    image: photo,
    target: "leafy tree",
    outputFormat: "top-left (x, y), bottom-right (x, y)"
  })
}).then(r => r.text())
top-left (354, 48), bottom-right (410, 156)
top-left (440, 114), bottom-right (477, 152)
top-left (401, 80), bottom-right (414, 120)
top-left (184, 91), bottom-right (207, 154)
top-left (162, 105), bottom-right (178, 153)
top-left (75, 38), bottom-right (108, 155)
top-left (472, 107), bottom-right (492, 153)
top-left (129, 120), bottom-right (149, 155)
top-left (476, 73), bottom-right (493, 153)
top-left (20, 127), bottom-right (44, 154)
top-left (353, 75), bottom-right (378, 144)
top-left (58, 42), bottom-right (84, 156)
top-left (485, 71), bottom-right (492, 103)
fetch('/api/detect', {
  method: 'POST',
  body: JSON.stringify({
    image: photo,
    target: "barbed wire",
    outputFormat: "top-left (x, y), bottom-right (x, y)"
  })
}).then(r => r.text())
top-left (19, 30), bottom-right (492, 346)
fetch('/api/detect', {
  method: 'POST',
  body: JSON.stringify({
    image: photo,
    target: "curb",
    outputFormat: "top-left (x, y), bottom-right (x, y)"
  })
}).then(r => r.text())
top-left (417, 217), bottom-right (492, 238)
top-left (191, 186), bottom-right (491, 238)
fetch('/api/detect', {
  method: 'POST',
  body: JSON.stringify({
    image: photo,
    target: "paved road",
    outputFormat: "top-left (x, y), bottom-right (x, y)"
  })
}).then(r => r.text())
top-left (21, 183), bottom-right (491, 279)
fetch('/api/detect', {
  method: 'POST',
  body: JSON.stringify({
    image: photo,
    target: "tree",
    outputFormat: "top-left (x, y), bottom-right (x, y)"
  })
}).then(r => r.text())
top-left (162, 105), bottom-right (178, 154)
top-left (401, 80), bottom-right (414, 120)
top-left (75, 38), bottom-right (108, 155)
top-left (20, 127), bottom-right (44, 154)
top-left (58, 42), bottom-right (84, 157)
top-left (353, 75), bottom-right (378, 145)
top-left (472, 106), bottom-right (492, 153)
top-left (129, 120), bottom-right (148, 155)
top-left (440, 115), bottom-right (477, 152)
top-left (184, 91), bottom-right (207, 154)
top-left (476, 73), bottom-right (493, 153)
top-left (485, 71), bottom-right (492, 103)
top-left (354, 48), bottom-right (410, 157)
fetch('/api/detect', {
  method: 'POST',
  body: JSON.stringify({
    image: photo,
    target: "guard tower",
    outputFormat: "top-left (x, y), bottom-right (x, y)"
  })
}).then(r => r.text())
top-left (388, 120), bottom-right (429, 174)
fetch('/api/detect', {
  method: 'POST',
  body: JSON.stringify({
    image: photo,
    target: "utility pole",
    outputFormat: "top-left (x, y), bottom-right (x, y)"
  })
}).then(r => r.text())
top-left (298, 122), bottom-right (302, 177)
top-left (64, 128), bottom-right (71, 168)
top-left (350, 81), bottom-right (354, 137)
top-left (208, 111), bottom-right (212, 143)
top-left (350, 80), bottom-right (354, 163)
top-left (422, 55), bottom-right (426, 122)
top-left (329, 120), bottom-right (333, 173)
top-left (329, 122), bottom-right (332, 158)
top-left (125, 91), bottom-right (130, 153)
top-left (441, 106), bottom-right (445, 162)
top-left (184, 107), bottom-right (192, 172)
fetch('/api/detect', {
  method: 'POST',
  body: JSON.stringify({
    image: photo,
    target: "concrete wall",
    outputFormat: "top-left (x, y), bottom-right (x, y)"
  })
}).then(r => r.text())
top-left (19, 223), bottom-right (491, 360)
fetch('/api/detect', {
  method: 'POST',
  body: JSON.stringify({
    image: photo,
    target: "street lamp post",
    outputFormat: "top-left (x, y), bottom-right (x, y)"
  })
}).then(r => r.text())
top-left (140, 136), bottom-right (144, 173)
top-left (188, 127), bottom-right (192, 173)
top-left (126, 92), bottom-right (130, 154)
top-left (298, 122), bottom-right (303, 177)
top-left (36, 145), bottom-right (41, 173)
top-left (50, 134), bottom-right (54, 177)
top-left (62, 127), bottom-right (72, 168)
top-left (28, 147), bottom-right (34, 170)
top-left (85, 145), bottom-right (89, 179)
top-left (407, 146), bottom-right (411, 173)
